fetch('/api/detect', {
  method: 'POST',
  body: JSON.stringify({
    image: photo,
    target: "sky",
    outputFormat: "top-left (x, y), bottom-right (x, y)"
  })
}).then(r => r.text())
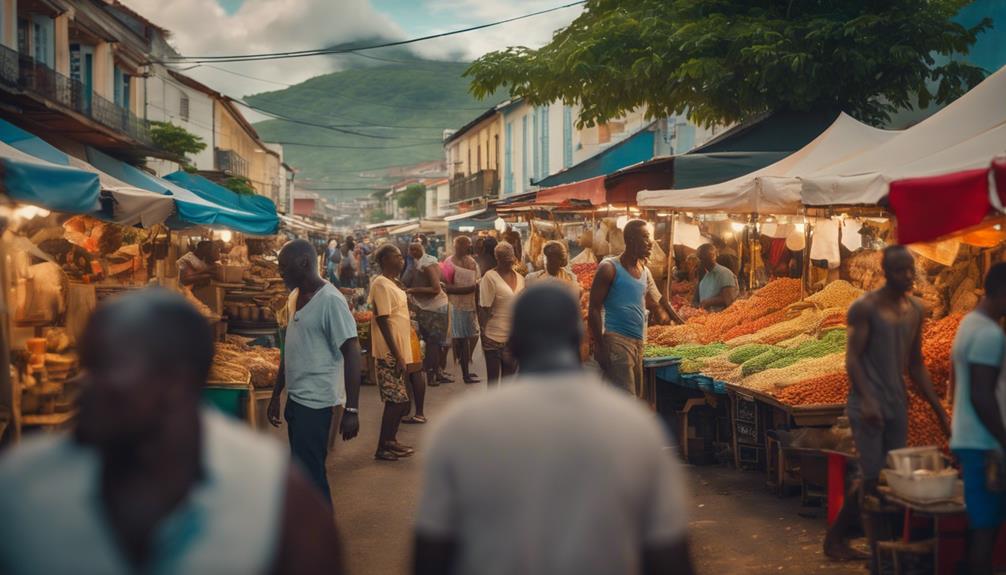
top-left (121, 0), bottom-right (582, 99)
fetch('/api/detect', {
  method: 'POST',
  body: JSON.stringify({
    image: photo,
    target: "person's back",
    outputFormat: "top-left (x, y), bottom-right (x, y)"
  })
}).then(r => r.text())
top-left (415, 284), bottom-right (691, 575)
top-left (417, 373), bottom-right (685, 575)
top-left (848, 290), bottom-right (922, 419)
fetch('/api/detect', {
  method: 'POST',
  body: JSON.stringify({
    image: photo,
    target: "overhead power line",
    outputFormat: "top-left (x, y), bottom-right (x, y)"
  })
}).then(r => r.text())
top-left (163, 1), bottom-right (585, 64)
top-left (273, 140), bottom-right (438, 150)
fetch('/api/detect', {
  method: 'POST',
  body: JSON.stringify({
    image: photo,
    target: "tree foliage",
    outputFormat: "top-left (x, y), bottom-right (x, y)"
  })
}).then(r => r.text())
top-left (466, 0), bottom-right (991, 127)
top-left (397, 183), bottom-right (427, 217)
top-left (222, 176), bottom-right (256, 196)
top-left (150, 121), bottom-right (207, 160)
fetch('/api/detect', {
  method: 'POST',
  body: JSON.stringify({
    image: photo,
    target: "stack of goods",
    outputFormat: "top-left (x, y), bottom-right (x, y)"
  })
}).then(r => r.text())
top-left (354, 311), bottom-right (373, 348)
top-left (907, 392), bottom-right (951, 450)
top-left (215, 335), bottom-right (280, 388)
top-left (208, 362), bottom-right (251, 386)
top-left (774, 372), bottom-right (849, 406)
top-left (572, 263), bottom-right (598, 318)
top-left (922, 313), bottom-right (963, 396)
top-left (844, 250), bottom-right (946, 318)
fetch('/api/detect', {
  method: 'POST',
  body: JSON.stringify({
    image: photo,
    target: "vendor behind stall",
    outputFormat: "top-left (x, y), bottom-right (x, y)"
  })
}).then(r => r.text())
top-left (177, 241), bottom-right (219, 286)
top-left (694, 243), bottom-right (738, 312)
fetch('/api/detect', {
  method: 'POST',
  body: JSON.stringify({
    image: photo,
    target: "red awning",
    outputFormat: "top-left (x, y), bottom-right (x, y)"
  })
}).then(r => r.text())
top-left (535, 176), bottom-right (607, 205)
top-left (889, 158), bottom-right (1006, 245)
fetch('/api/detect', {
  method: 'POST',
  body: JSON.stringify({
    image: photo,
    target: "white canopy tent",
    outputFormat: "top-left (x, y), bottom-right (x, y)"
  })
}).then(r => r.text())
top-left (800, 65), bottom-right (1006, 207)
top-left (638, 113), bottom-right (900, 214)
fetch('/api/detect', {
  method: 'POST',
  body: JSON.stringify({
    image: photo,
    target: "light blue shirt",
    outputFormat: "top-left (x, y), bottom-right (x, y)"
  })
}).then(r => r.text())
top-left (284, 283), bottom-right (357, 409)
top-left (697, 264), bottom-right (737, 311)
top-left (0, 409), bottom-right (287, 575)
top-left (950, 311), bottom-right (1006, 451)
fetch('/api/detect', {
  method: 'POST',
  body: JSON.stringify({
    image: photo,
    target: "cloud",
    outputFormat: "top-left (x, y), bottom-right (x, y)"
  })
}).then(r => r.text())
top-left (122, 0), bottom-right (406, 96)
top-left (410, 0), bottom-right (582, 61)
top-left (121, 0), bottom-right (581, 97)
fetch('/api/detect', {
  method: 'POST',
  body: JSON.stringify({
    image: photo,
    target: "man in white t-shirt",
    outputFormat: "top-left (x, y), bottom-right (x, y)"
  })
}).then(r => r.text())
top-left (268, 240), bottom-right (361, 503)
top-left (414, 283), bottom-right (695, 575)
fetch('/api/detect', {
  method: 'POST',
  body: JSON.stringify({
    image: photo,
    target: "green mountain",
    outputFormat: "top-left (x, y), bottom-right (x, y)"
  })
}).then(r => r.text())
top-left (247, 59), bottom-right (503, 200)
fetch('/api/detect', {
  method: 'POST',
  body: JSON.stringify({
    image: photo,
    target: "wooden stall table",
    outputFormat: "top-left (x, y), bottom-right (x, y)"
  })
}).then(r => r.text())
top-left (877, 485), bottom-right (968, 575)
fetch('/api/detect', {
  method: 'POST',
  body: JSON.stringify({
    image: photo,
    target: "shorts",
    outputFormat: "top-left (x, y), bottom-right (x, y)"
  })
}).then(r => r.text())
top-left (955, 449), bottom-right (1006, 529)
top-left (847, 410), bottom-right (907, 480)
top-left (416, 306), bottom-right (449, 347)
top-left (376, 355), bottom-right (409, 404)
top-left (602, 332), bottom-right (644, 397)
top-left (451, 309), bottom-right (478, 339)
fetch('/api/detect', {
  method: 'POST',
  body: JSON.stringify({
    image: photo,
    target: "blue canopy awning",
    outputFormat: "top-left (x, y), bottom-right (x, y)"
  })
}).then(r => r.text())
top-left (84, 148), bottom-right (279, 235)
top-left (534, 127), bottom-right (656, 188)
top-left (164, 171), bottom-right (279, 236)
top-left (0, 120), bottom-right (100, 214)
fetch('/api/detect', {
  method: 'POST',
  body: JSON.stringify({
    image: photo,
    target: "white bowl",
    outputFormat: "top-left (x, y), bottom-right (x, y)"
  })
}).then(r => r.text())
top-left (882, 468), bottom-right (957, 502)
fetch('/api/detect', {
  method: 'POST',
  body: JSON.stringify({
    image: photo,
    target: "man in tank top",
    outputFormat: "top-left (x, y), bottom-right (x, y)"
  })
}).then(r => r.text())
top-left (589, 220), bottom-right (684, 397)
top-left (824, 245), bottom-right (950, 563)
top-left (0, 290), bottom-right (344, 574)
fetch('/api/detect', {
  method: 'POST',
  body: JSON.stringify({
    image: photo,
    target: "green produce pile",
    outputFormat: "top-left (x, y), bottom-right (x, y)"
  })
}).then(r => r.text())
top-left (738, 329), bottom-right (846, 377)
top-left (728, 344), bottom-right (776, 365)
top-left (644, 343), bottom-right (727, 360)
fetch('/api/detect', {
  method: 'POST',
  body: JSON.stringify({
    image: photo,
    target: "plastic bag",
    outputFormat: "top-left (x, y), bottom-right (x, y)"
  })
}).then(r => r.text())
top-left (648, 241), bottom-right (668, 282)
top-left (593, 225), bottom-right (611, 257)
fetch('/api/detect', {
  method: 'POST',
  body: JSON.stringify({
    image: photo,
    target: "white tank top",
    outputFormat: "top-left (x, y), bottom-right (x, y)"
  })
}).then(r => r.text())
top-left (0, 409), bottom-right (288, 575)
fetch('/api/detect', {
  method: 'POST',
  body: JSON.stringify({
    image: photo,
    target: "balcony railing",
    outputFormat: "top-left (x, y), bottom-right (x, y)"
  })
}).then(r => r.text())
top-left (0, 43), bottom-right (151, 145)
top-left (449, 169), bottom-right (499, 203)
top-left (215, 148), bottom-right (249, 177)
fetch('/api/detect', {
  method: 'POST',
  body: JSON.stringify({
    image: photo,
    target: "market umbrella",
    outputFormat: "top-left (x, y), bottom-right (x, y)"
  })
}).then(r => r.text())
top-left (888, 158), bottom-right (1006, 245)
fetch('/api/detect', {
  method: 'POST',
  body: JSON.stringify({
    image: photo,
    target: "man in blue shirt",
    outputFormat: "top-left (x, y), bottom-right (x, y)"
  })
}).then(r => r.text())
top-left (951, 262), bottom-right (1006, 574)
top-left (694, 243), bottom-right (738, 312)
top-left (269, 240), bottom-right (361, 503)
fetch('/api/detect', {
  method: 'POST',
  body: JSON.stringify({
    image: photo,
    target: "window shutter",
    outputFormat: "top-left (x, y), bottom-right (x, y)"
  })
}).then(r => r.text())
top-left (563, 106), bottom-right (573, 168)
top-left (541, 108), bottom-right (549, 177)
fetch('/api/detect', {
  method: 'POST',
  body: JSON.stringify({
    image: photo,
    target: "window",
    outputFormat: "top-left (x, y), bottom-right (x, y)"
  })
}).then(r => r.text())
top-left (521, 115), bottom-right (528, 192)
top-left (540, 107), bottom-right (549, 177)
top-left (31, 15), bottom-right (54, 67)
top-left (563, 106), bottom-right (573, 168)
top-left (504, 122), bottom-right (513, 196)
top-left (179, 93), bottom-right (190, 121)
top-left (532, 110), bottom-right (539, 181)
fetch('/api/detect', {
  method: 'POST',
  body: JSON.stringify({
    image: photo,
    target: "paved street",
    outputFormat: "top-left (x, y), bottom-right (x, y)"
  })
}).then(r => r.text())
top-left (271, 349), bottom-right (866, 575)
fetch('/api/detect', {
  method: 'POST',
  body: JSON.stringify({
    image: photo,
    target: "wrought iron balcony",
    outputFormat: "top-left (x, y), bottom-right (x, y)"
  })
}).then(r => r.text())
top-left (214, 148), bottom-right (249, 177)
top-left (449, 169), bottom-right (499, 203)
top-left (0, 43), bottom-right (151, 145)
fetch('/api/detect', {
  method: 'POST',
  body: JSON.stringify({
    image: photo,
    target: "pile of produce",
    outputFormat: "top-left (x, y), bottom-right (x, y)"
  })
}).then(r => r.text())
top-left (216, 336), bottom-right (280, 388)
top-left (907, 391), bottom-right (951, 450)
top-left (774, 372), bottom-right (849, 406)
top-left (922, 313), bottom-right (963, 396)
top-left (572, 263), bottom-right (598, 292)
top-left (208, 362), bottom-right (250, 386)
top-left (741, 352), bottom-right (846, 392)
top-left (801, 280), bottom-right (863, 309)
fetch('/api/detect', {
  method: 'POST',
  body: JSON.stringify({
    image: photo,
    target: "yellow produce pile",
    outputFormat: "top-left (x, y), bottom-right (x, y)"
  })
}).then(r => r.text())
top-left (801, 280), bottom-right (863, 309)
top-left (741, 352), bottom-right (846, 392)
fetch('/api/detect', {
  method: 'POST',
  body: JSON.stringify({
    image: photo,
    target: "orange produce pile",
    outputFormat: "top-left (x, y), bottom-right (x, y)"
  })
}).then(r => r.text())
top-left (721, 308), bottom-right (790, 341)
top-left (572, 263), bottom-right (598, 293)
top-left (907, 391), bottom-right (951, 451)
top-left (353, 311), bottom-right (373, 324)
top-left (922, 313), bottom-right (963, 397)
top-left (695, 278), bottom-right (803, 343)
top-left (774, 372), bottom-right (849, 406)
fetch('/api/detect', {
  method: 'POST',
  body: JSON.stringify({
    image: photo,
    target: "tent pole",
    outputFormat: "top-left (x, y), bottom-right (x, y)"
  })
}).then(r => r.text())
top-left (0, 217), bottom-right (14, 446)
top-left (802, 216), bottom-right (812, 297)
top-left (665, 213), bottom-right (675, 299)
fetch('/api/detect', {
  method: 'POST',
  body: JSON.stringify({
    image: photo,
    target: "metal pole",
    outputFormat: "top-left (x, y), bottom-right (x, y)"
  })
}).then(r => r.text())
top-left (0, 217), bottom-right (16, 445)
top-left (665, 213), bottom-right (676, 298)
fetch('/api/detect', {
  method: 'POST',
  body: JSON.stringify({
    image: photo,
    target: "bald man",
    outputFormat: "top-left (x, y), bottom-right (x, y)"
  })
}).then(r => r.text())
top-left (414, 285), bottom-right (695, 575)
top-left (269, 239), bottom-right (361, 503)
top-left (0, 290), bottom-right (344, 574)
top-left (478, 242), bottom-right (525, 385)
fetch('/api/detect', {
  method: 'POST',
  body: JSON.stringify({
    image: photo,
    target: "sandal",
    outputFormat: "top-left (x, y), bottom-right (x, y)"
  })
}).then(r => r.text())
top-left (436, 373), bottom-right (454, 384)
top-left (402, 415), bottom-right (428, 424)
top-left (463, 374), bottom-right (480, 384)
top-left (374, 449), bottom-right (400, 461)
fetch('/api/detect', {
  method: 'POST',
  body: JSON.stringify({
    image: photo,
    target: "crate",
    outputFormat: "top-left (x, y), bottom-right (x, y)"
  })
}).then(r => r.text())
top-left (216, 265), bottom-right (246, 283)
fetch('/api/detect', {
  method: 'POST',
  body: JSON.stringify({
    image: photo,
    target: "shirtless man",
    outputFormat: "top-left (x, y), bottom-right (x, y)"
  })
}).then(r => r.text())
top-left (824, 245), bottom-right (951, 563)
top-left (442, 236), bottom-right (481, 384)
